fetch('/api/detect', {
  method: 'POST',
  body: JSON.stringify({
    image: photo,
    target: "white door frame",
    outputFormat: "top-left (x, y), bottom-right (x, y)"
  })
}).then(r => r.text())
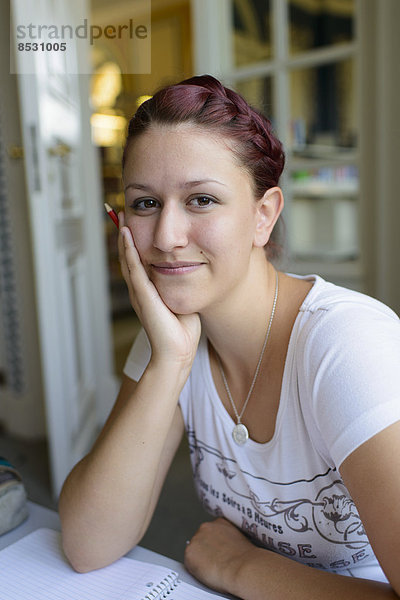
top-left (10, 0), bottom-right (118, 495)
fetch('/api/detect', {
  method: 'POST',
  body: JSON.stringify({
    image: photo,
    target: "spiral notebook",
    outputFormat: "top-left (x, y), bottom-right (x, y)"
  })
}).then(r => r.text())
top-left (0, 528), bottom-right (229, 600)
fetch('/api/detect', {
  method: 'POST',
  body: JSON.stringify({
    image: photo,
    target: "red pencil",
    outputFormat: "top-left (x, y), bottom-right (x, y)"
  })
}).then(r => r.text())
top-left (104, 202), bottom-right (119, 228)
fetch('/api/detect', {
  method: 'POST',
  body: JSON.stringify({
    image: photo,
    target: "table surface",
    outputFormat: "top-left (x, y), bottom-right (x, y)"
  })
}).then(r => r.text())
top-left (0, 501), bottom-right (232, 597)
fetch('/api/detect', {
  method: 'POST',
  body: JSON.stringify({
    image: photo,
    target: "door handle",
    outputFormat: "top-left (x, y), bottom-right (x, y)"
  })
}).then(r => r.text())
top-left (7, 145), bottom-right (24, 159)
top-left (48, 142), bottom-right (72, 157)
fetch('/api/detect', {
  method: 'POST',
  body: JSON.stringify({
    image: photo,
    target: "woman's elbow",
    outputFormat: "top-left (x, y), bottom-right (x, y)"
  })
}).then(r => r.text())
top-left (62, 535), bottom-right (119, 573)
top-left (61, 526), bottom-right (142, 573)
top-left (61, 532), bottom-right (106, 573)
top-left (66, 554), bottom-right (96, 574)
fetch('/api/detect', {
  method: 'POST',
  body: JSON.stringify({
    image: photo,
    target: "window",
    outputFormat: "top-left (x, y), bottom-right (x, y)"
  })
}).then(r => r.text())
top-left (193, 0), bottom-right (360, 287)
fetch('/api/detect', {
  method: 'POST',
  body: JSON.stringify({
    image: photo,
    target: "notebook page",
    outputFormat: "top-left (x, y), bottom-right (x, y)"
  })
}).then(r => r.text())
top-left (0, 528), bottom-right (177, 600)
top-left (169, 580), bottom-right (231, 600)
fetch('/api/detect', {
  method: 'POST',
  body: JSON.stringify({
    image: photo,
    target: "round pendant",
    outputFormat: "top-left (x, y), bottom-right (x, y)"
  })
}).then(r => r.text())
top-left (232, 423), bottom-right (249, 446)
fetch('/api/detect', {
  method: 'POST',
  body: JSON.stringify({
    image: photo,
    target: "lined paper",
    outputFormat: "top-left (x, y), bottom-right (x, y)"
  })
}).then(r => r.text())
top-left (0, 529), bottom-right (228, 600)
top-left (171, 581), bottom-right (231, 600)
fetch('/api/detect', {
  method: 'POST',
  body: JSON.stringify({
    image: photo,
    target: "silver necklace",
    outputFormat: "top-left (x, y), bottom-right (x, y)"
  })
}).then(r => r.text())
top-left (216, 270), bottom-right (279, 446)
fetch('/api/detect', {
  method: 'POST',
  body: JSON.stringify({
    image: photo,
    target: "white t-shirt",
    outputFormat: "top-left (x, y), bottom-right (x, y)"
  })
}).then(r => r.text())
top-left (123, 274), bottom-right (400, 583)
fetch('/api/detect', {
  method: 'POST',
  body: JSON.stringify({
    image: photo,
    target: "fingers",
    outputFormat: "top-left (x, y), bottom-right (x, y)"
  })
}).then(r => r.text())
top-left (117, 217), bottom-right (162, 320)
top-left (118, 227), bottom-right (145, 310)
top-left (119, 226), bottom-right (139, 274)
top-left (117, 221), bottom-right (135, 302)
top-left (117, 214), bottom-right (142, 285)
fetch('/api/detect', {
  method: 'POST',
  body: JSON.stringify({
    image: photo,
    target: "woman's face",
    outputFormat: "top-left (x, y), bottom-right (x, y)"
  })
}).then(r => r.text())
top-left (123, 124), bottom-right (268, 315)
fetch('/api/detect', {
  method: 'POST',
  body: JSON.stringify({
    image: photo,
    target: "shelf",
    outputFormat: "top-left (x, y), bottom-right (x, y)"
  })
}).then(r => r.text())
top-left (291, 248), bottom-right (359, 262)
top-left (291, 144), bottom-right (357, 160)
top-left (291, 180), bottom-right (358, 197)
top-left (288, 154), bottom-right (359, 172)
top-left (283, 257), bottom-right (364, 291)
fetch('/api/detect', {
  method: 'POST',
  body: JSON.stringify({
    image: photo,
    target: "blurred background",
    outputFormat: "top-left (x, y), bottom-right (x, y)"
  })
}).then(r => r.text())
top-left (0, 0), bottom-right (399, 561)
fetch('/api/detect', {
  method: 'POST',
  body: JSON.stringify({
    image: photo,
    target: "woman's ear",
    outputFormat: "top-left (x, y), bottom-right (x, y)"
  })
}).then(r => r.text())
top-left (253, 186), bottom-right (284, 247)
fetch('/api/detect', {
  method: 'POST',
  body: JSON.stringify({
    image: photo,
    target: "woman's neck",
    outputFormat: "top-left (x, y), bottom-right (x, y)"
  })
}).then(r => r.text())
top-left (200, 255), bottom-right (278, 382)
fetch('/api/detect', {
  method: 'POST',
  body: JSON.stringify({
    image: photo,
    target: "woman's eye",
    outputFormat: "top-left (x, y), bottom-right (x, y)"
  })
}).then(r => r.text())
top-left (131, 198), bottom-right (159, 211)
top-left (190, 196), bottom-right (216, 208)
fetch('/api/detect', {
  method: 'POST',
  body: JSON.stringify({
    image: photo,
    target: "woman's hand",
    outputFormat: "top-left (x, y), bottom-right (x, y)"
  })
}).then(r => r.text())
top-left (118, 212), bottom-right (201, 368)
top-left (184, 518), bottom-right (259, 596)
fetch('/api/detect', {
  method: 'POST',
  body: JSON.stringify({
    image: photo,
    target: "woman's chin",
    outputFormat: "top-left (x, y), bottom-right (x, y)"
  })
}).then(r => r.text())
top-left (157, 289), bottom-right (201, 316)
top-left (163, 297), bottom-right (199, 315)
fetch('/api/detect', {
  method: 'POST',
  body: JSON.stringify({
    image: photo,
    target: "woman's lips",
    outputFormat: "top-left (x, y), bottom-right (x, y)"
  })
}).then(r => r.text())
top-left (151, 261), bottom-right (204, 275)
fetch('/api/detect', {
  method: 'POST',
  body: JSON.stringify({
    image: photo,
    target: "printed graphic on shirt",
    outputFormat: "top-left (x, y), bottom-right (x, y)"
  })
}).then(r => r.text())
top-left (188, 430), bottom-right (374, 572)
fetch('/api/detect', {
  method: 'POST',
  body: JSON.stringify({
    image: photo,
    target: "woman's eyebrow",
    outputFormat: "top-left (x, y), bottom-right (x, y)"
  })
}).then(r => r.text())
top-left (124, 179), bottom-right (227, 192)
top-left (182, 179), bottom-right (228, 188)
top-left (124, 182), bottom-right (153, 192)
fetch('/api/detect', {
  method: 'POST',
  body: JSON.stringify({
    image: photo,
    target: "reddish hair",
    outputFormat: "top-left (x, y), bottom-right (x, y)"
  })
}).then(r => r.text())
top-left (123, 75), bottom-right (285, 258)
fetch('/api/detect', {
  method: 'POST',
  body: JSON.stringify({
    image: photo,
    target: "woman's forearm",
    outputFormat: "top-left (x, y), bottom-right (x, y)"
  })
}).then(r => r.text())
top-left (184, 519), bottom-right (398, 600)
top-left (231, 547), bottom-right (397, 600)
top-left (59, 359), bottom-right (189, 572)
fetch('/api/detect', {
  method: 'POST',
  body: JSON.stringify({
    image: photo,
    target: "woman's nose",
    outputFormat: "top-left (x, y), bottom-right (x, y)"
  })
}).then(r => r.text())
top-left (153, 204), bottom-right (189, 252)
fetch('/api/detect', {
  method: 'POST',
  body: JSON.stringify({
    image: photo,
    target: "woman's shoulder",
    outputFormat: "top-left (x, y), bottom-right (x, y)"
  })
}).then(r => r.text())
top-left (288, 273), bottom-right (400, 359)
top-left (288, 275), bottom-right (400, 469)
top-left (291, 272), bottom-right (399, 322)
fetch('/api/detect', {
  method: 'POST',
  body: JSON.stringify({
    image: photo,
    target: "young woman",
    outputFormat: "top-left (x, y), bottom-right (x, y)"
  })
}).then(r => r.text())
top-left (59, 75), bottom-right (400, 599)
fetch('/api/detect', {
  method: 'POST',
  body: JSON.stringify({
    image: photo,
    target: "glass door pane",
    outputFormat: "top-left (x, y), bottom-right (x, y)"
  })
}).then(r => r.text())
top-left (232, 0), bottom-right (272, 66)
top-left (289, 0), bottom-right (354, 55)
top-left (290, 165), bottom-right (359, 260)
top-left (288, 57), bottom-right (359, 262)
top-left (235, 76), bottom-right (274, 121)
top-left (289, 58), bottom-right (357, 157)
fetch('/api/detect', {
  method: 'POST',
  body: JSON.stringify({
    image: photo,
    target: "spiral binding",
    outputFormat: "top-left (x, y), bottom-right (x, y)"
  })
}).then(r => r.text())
top-left (141, 571), bottom-right (179, 599)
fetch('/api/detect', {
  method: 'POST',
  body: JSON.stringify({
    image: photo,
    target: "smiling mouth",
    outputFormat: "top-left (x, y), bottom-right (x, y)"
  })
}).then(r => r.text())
top-left (151, 262), bottom-right (204, 275)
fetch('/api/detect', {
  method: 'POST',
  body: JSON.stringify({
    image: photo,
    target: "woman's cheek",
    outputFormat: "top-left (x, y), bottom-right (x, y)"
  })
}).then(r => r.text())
top-left (196, 220), bottom-right (226, 253)
top-left (127, 220), bottom-right (149, 251)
